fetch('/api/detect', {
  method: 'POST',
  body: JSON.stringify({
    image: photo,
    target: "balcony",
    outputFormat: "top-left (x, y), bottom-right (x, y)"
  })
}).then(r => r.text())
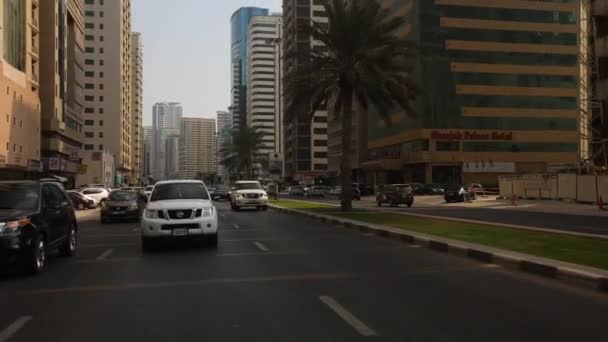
top-left (30, 73), bottom-right (39, 86)
top-left (29, 43), bottom-right (39, 59)
top-left (29, 17), bottom-right (39, 32)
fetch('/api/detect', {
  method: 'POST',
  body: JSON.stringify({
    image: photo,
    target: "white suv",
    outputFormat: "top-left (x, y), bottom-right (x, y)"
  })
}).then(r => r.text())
top-left (230, 181), bottom-right (269, 211)
top-left (141, 180), bottom-right (218, 249)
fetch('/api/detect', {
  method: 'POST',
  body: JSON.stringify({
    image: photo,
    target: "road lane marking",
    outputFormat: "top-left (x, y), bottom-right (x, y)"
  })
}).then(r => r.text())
top-left (254, 241), bottom-right (269, 252)
top-left (132, 228), bottom-right (140, 232)
top-left (319, 296), bottom-right (377, 337)
top-left (24, 273), bottom-right (356, 295)
top-left (219, 213), bottom-right (226, 218)
top-left (96, 249), bottom-right (114, 261)
top-left (406, 245), bottom-right (421, 248)
top-left (233, 224), bottom-right (240, 229)
top-left (76, 251), bottom-right (309, 263)
top-left (79, 243), bottom-right (137, 249)
top-left (0, 316), bottom-right (32, 342)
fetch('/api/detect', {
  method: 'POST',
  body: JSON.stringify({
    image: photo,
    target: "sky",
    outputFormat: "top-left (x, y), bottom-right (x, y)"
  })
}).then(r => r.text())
top-left (132, 0), bottom-right (282, 126)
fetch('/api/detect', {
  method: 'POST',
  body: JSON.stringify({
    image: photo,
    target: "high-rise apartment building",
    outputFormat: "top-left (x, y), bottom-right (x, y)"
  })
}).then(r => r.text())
top-left (230, 7), bottom-right (269, 131)
top-left (151, 102), bottom-right (182, 180)
top-left (179, 118), bottom-right (217, 179)
top-left (130, 32), bottom-right (143, 184)
top-left (39, 0), bottom-right (85, 188)
top-left (282, 0), bottom-right (329, 182)
top-left (0, 0), bottom-right (42, 180)
top-left (247, 14), bottom-right (283, 163)
top-left (362, 0), bottom-right (580, 186)
top-left (78, 0), bottom-right (132, 186)
top-left (216, 110), bottom-right (233, 177)
top-left (143, 125), bottom-right (152, 181)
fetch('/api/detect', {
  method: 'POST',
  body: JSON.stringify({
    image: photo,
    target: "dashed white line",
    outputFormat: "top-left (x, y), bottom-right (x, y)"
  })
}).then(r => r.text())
top-left (96, 248), bottom-right (114, 261)
top-left (253, 241), bottom-right (269, 252)
top-left (233, 224), bottom-right (240, 229)
top-left (319, 296), bottom-right (377, 337)
top-left (0, 316), bottom-right (32, 342)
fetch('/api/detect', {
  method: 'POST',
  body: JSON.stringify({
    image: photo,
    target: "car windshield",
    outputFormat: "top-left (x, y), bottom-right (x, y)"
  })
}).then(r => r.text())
top-left (109, 191), bottom-right (138, 201)
top-left (236, 183), bottom-right (262, 190)
top-left (394, 185), bottom-right (413, 193)
top-left (150, 183), bottom-right (209, 201)
top-left (0, 183), bottom-right (40, 211)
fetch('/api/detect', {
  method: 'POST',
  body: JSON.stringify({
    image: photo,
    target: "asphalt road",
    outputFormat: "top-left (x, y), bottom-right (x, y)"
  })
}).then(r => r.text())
top-left (288, 196), bottom-right (608, 236)
top-left (1, 202), bottom-right (607, 341)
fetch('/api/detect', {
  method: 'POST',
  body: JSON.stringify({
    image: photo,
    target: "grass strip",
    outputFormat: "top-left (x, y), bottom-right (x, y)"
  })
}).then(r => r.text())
top-left (272, 200), bottom-right (608, 270)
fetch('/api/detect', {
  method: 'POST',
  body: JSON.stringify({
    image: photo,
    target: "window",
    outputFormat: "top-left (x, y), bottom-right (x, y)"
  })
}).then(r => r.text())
top-left (99, 132), bottom-right (103, 138)
top-left (99, 60), bottom-right (104, 66)
top-left (85, 83), bottom-right (94, 89)
top-left (85, 35), bottom-right (94, 41)
top-left (99, 120), bottom-right (104, 126)
top-left (85, 23), bottom-right (94, 29)
top-left (313, 128), bottom-right (327, 135)
top-left (84, 144), bottom-right (94, 150)
top-left (314, 152), bottom-right (327, 158)
top-left (84, 11), bottom-right (94, 17)
top-left (313, 116), bottom-right (327, 123)
top-left (99, 84), bottom-right (104, 90)
top-left (85, 47), bottom-right (94, 53)
top-left (314, 140), bottom-right (327, 147)
top-left (85, 0), bottom-right (94, 4)
top-left (85, 59), bottom-right (94, 65)
top-left (99, 35), bottom-right (104, 42)
top-left (99, 96), bottom-right (104, 102)
top-left (84, 95), bottom-right (94, 101)
top-left (85, 132), bottom-right (94, 138)
top-left (99, 11), bottom-right (104, 17)
top-left (98, 145), bottom-right (103, 150)
top-left (85, 71), bottom-right (94, 77)
top-left (99, 108), bottom-right (104, 114)
top-left (84, 107), bottom-right (94, 114)
top-left (99, 72), bottom-right (104, 78)
top-left (314, 164), bottom-right (328, 170)
top-left (100, 47), bottom-right (104, 54)
top-left (84, 120), bottom-right (94, 126)
top-left (100, 24), bottom-right (104, 29)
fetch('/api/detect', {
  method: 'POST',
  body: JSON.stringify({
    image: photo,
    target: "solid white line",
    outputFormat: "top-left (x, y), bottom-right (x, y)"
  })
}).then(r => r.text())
top-left (319, 296), bottom-right (377, 337)
top-left (0, 316), bottom-right (32, 342)
top-left (253, 242), bottom-right (269, 252)
top-left (96, 249), bottom-right (114, 261)
top-left (233, 224), bottom-right (240, 229)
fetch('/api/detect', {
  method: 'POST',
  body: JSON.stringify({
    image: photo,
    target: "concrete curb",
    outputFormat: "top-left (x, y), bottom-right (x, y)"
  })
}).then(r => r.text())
top-left (269, 205), bottom-right (608, 294)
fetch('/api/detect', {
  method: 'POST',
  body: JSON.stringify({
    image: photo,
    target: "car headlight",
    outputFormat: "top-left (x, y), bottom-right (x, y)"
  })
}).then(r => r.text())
top-left (261, 193), bottom-right (268, 198)
top-left (235, 193), bottom-right (243, 199)
top-left (145, 209), bottom-right (158, 219)
top-left (0, 218), bottom-right (30, 235)
top-left (201, 207), bottom-right (215, 217)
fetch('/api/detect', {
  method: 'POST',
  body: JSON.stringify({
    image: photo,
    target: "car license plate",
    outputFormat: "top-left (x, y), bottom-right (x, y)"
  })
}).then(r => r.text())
top-left (246, 201), bottom-right (258, 204)
top-left (173, 228), bottom-right (188, 236)
top-left (112, 211), bottom-right (124, 215)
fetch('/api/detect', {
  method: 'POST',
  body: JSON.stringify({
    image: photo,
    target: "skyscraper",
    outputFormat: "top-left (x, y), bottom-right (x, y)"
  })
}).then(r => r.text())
top-left (131, 32), bottom-right (143, 184)
top-left (0, 0), bottom-right (42, 180)
top-left (143, 126), bottom-right (153, 181)
top-left (78, 0), bottom-right (132, 186)
top-left (216, 110), bottom-right (233, 177)
top-left (246, 14), bottom-right (283, 162)
top-left (179, 118), bottom-right (217, 179)
top-left (39, 0), bottom-right (85, 188)
top-left (230, 7), bottom-right (269, 131)
top-left (151, 102), bottom-right (182, 180)
top-left (282, 0), bottom-right (329, 181)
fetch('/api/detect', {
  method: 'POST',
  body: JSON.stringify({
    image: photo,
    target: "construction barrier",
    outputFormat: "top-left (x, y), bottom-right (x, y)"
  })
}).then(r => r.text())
top-left (499, 174), bottom-right (608, 205)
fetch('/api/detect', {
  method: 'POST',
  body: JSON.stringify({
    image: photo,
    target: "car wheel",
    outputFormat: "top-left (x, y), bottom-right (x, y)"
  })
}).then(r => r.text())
top-left (207, 233), bottom-right (218, 248)
top-left (24, 234), bottom-right (45, 274)
top-left (59, 224), bottom-right (77, 257)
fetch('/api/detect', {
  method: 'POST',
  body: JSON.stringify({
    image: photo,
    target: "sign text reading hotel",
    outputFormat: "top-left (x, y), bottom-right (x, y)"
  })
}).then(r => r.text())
top-left (431, 131), bottom-right (513, 141)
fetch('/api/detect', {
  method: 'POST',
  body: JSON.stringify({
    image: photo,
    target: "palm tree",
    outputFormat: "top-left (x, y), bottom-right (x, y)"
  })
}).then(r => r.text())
top-left (219, 127), bottom-right (267, 179)
top-left (293, 0), bottom-right (419, 211)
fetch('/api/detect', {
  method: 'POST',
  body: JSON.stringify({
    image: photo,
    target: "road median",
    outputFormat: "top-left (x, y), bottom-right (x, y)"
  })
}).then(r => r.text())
top-left (270, 200), bottom-right (608, 294)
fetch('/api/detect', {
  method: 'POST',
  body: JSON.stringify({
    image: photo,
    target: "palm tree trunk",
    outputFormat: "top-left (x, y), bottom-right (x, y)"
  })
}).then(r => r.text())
top-left (340, 90), bottom-right (354, 211)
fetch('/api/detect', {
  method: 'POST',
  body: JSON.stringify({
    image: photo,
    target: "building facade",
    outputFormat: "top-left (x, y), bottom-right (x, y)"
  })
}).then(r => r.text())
top-left (78, 0), bottom-right (132, 186)
top-left (282, 0), bottom-right (329, 182)
top-left (39, 0), bottom-right (85, 188)
top-left (0, 0), bottom-right (42, 180)
top-left (230, 7), bottom-right (269, 131)
top-left (143, 125), bottom-right (152, 181)
top-left (130, 32), bottom-right (143, 184)
top-left (216, 110), bottom-right (233, 177)
top-left (151, 101), bottom-right (182, 180)
top-left (179, 118), bottom-right (217, 179)
top-left (363, 0), bottom-right (580, 187)
top-left (246, 15), bottom-right (283, 163)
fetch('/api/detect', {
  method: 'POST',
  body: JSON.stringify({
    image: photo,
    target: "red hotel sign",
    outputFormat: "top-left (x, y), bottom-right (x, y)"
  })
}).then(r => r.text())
top-left (431, 131), bottom-right (513, 141)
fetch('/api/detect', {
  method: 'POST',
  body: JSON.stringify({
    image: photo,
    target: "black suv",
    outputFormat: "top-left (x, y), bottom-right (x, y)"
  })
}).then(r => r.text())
top-left (0, 181), bottom-right (77, 274)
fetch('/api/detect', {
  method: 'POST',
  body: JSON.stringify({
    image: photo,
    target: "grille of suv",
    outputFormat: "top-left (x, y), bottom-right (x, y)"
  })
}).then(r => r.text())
top-left (245, 193), bottom-right (260, 199)
top-left (168, 210), bottom-right (193, 220)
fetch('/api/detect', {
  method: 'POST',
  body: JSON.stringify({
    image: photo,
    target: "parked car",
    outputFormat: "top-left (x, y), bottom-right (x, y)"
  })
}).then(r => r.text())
top-left (230, 181), bottom-right (269, 211)
top-left (68, 191), bottom-right (96, 210)
top-left (141, 180), bottom-right (217, 250)
top-left (305, 186), bottom-right (331, 198)
top-left (212, 185), bottom-right (231, 201)
top-left (101, 190), bottom-right (146, 223)
top-left (376, 184), bottom-right (415, 207)
top-left (467, 183), bottom-right (484, 198)
top-left (444, 184), bottom-right (473, 203)
top-left (420, 184), bottom-right (445, 195)
top-left (288, 186), bottom-right (305, 196)
top-left (0, 181), bottom-right (77, 274)
top-left (79, 187), bottom-right (110, 206)
top-left (329, 185), bottom-right (361, 200)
